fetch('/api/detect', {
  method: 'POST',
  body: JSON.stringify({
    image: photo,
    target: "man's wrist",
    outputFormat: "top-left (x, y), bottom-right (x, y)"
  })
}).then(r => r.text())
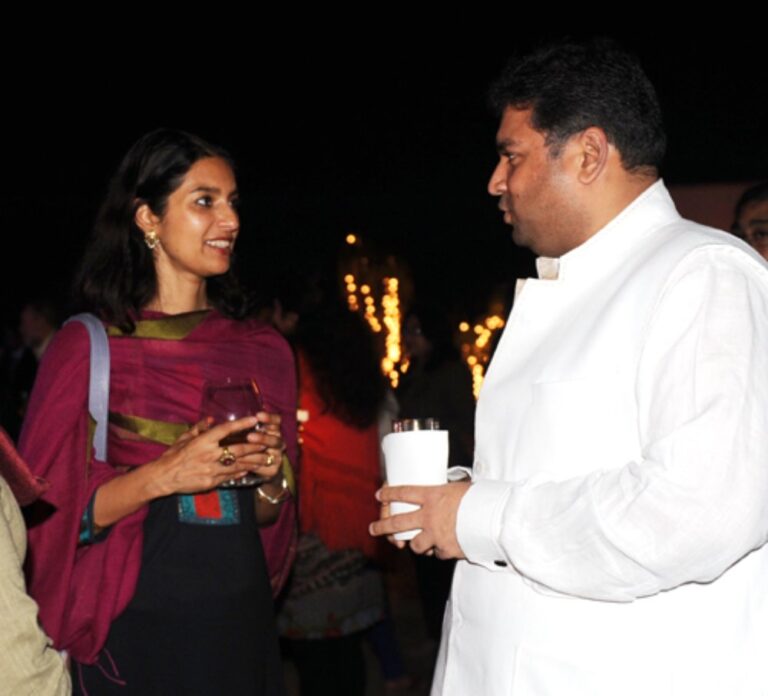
top-left (456, 479), bottom-right (515, 567)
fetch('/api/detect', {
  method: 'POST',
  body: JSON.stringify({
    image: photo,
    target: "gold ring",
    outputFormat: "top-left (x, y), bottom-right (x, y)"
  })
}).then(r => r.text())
top-left (266, 453), bottom-right (275, 467)
top-left (218, 447), bottom-right (236, 466)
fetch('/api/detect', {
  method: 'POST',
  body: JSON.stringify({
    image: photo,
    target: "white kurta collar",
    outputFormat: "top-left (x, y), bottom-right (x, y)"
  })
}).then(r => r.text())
top-left (533, 179), bottom-right (679, 282)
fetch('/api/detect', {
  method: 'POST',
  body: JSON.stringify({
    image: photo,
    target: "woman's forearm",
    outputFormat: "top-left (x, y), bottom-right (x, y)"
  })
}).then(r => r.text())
top-left (92, 461), bottom-right (164, 529)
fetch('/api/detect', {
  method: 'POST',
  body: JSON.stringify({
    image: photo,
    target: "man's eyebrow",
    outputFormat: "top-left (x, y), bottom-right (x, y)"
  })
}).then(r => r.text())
top-left (747, 218), bottom-right (768, 226)
top-left (496, 138), bottom-right (522, 154)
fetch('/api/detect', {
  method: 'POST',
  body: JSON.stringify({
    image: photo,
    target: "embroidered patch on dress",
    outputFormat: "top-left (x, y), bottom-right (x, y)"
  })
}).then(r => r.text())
top-left (177, 490), bottom-right (240, 525)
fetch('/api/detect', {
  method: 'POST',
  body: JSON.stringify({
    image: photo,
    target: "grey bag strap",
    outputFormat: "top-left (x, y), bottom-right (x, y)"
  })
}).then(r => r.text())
top-left (65, 313), bottom-right (110, 461)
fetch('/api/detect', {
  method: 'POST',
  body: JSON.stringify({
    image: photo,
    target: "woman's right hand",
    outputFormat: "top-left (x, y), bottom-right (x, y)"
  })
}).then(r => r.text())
top-left (92, 416), bottom-right (268, 529)
top-left (146, 416), bottom-right (267, 497)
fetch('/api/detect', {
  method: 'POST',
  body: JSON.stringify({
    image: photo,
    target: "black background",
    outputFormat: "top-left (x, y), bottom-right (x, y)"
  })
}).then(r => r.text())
top-left (2, 28), bottom-right (764, 324)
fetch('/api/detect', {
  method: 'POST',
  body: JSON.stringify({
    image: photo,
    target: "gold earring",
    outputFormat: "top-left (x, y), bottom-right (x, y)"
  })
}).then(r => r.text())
top-left (144, 230), bottom-right (159, 250)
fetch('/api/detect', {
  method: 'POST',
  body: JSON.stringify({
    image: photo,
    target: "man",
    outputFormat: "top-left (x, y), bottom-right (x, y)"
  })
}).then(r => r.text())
top-left (731, 181), bottom-right (768, 260)
top-left (370, 40), bottom-right (768, 695)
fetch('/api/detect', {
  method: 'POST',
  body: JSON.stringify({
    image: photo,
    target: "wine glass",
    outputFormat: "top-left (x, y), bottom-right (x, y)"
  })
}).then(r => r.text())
top-left (201, 377), bottom-right (265, 487)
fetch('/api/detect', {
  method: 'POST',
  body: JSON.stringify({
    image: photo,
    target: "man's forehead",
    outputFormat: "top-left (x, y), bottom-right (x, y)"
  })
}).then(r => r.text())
top-left (495, 107), bottom-right (541, 146)
top-left (741, 199), bottom-right (768, 225)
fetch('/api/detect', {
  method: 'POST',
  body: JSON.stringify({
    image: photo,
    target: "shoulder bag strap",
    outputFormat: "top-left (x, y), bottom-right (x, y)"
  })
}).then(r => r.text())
top-left (64, 313), bottom-right (110, 461)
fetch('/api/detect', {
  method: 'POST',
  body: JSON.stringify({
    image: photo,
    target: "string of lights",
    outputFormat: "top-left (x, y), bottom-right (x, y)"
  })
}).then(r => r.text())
top-left (341, 232), bottom-right (506, 396)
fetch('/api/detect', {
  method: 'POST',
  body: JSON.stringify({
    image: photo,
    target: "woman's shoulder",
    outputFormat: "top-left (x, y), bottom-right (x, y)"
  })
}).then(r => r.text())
top-left (213, 314), bottom-right (294, 359)
top-left (40, 318), bottom-right (93, 370)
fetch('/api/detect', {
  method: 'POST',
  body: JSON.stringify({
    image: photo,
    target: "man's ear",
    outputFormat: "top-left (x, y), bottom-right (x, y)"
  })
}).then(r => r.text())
top-left (574, 127), bottom-right (609, 184)
top-left (135, 202), bottom-right (160, 235)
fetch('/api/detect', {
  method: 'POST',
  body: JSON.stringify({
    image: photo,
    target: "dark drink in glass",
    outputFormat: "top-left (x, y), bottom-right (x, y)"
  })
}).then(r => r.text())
top-left (201, 378), bottom-right (265, 487)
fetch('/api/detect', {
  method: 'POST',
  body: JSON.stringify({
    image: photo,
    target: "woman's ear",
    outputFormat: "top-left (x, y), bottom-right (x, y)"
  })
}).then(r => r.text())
top-left (134, 202), bottom-right (160, 235)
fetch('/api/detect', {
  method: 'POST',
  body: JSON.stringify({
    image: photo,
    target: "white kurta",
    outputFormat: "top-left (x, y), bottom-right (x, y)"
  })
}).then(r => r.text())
top-left (434, 181), bottom-right (768, 695)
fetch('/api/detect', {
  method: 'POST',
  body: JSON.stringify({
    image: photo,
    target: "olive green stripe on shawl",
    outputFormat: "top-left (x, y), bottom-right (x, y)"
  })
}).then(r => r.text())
top-left (109, 412), bottom-right (189, 446)
top-left (107, 310), bottom-right (210, 340)
top-left (282, 454), bottom-right (297, 496)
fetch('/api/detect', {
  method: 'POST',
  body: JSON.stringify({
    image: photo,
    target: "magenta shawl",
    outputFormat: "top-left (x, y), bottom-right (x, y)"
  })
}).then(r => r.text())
top-left (20, 310), bottom-right (298, 664)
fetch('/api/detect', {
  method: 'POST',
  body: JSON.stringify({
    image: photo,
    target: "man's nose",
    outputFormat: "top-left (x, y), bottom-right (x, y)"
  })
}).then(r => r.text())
top-left (487, 160), bottom-right (507, 196)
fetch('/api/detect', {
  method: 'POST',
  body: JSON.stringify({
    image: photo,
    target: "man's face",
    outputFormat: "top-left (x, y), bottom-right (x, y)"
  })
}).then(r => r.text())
top-left (488, 107), bottom-right (582, 258)
top-left (734, 199), bottom-right (768, 261)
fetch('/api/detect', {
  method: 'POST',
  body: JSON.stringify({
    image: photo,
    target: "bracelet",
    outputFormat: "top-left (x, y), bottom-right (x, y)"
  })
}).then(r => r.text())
top-left (257, 475), bottom-right (290, 505)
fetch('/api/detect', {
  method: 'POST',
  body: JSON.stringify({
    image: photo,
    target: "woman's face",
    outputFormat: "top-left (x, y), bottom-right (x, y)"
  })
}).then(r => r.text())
top-left (139, 156), bottom-right (240, 284)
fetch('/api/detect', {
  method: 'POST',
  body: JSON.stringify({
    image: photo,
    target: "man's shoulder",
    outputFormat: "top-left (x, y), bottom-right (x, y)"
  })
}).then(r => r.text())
top-left (640, 214), bottom-right (767, 280)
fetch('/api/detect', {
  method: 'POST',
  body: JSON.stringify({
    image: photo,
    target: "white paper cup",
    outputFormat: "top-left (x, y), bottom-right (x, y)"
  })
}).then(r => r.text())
top-left (381, 430), bottom-right (449, 541)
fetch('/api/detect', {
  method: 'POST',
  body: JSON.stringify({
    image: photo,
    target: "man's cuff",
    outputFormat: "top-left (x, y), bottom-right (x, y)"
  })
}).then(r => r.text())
top-left (456, 479), bottom-right (515, 569)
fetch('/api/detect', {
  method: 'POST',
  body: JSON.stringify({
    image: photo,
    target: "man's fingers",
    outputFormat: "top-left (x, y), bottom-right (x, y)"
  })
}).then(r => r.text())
top-left (369, 509), bottom-right (422, 537)
top-left (376, 485), bottom-right (427, 505)
top-left (387, 536), bottom-right (408, 550)
top-left (409, 531), bottom-right (436, 555)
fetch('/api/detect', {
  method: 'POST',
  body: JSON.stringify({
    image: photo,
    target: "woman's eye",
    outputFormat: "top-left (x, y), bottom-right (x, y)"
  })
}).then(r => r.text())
top-left (195, 195), bottom-right (213, 208)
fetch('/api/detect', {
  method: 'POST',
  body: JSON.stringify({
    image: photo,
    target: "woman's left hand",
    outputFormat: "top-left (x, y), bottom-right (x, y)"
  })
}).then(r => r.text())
top-left (239, 411), bottom-right (285, 482)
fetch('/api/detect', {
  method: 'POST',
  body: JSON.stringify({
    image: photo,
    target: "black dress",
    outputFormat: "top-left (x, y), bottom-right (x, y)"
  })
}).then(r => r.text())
top-left (72, 488), bottom-right (285, 695)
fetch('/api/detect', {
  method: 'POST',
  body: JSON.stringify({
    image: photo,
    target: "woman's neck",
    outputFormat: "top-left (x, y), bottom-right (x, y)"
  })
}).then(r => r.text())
top-left (145, 276), bottom-right (209, 315)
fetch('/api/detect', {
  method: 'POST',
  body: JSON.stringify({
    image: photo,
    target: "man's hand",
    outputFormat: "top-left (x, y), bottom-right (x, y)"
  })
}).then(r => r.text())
top-left (369, 482), bottom-right (471, 560)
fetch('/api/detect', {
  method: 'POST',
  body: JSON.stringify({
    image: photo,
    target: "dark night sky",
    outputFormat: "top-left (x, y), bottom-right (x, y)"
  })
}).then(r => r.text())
top-left (2, 31), bottom-right (764, 325)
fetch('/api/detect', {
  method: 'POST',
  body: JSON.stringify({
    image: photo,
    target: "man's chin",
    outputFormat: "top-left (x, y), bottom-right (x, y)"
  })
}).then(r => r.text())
top-left (510, 225), bottom-right (545, 256)
top-left (510, 224), bottom-right (528, 249)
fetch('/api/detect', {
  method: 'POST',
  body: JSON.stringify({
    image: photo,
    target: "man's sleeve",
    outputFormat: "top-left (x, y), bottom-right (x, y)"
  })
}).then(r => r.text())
top-left (0, 481), bottom-right (71, 695)
top-left (457, 247), bottom-right (768, 601)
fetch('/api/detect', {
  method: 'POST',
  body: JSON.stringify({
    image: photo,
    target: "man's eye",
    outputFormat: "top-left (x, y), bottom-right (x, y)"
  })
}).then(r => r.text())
top-left (753, 228), bottom-right (768, 241)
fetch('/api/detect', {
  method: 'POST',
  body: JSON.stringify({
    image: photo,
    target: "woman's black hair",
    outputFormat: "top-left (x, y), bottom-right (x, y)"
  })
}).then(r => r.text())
top-left (73, 128), bottom-right (250, 332)
top-left (296, 302), bottom-right (386, 429)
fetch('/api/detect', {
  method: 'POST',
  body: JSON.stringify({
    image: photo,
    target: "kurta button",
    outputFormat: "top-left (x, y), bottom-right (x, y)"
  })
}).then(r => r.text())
top-left (494, 560), bottom-right (507, 567)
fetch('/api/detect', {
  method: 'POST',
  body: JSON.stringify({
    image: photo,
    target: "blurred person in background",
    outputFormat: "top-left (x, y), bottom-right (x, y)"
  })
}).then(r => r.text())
top-left (731, 182), bottom-right (768, 261)
top-left (397, 304), bottom-right (474, 652)
top-left (275, 289), bottom-right (393, 695)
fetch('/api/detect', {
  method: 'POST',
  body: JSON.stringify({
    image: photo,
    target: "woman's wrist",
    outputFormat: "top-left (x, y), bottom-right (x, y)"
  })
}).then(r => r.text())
top-left (256, 476), bottom-right (289, 505)
top-left (92, 461), bottom-right (163, 528)
top-left (256, 457), bottom-right (291, 505)
top-left (138, 456), bottom-right (173, 500)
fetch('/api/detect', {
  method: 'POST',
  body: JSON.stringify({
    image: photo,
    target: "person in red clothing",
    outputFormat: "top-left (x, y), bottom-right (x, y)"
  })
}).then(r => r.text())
top-left (276, 295), bottom-right (389, 696)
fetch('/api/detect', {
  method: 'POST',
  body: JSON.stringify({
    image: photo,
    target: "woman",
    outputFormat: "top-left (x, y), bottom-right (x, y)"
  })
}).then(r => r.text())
top-left (20, 130), bottom-right (297, 695)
